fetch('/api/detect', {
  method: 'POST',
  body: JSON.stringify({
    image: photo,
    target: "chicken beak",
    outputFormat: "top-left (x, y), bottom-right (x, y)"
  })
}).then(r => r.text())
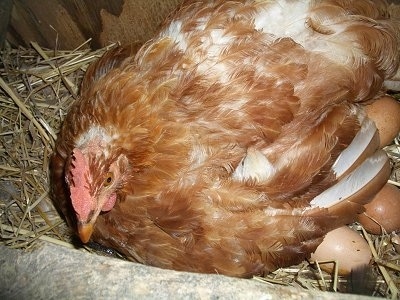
top-left (78, 222), bottom-right (94, 243)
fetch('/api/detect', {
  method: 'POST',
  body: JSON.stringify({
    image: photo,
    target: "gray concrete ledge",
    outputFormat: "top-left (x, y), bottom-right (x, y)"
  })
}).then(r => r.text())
top-left (0, 242), bottom-right (373, 299)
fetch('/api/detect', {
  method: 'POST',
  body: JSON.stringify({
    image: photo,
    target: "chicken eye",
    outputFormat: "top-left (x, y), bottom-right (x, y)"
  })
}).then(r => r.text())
top-left (103, 172), bottom-right (114, 187)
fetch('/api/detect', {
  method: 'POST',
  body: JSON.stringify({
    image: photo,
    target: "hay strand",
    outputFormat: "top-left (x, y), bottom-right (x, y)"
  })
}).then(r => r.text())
top-left (361, 227), bottom-right (399, 299)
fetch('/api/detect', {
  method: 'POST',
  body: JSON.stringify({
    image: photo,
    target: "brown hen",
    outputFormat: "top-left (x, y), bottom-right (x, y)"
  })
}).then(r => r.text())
top-left (51, 0), bottom-right (399, 277)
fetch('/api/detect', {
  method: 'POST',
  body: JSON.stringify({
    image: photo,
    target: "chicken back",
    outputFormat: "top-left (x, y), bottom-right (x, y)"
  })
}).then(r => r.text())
top-left (51, 0), bottom-right (399, 277)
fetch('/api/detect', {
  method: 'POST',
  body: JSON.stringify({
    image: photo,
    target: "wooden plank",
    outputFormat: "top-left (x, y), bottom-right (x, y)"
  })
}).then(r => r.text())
top-left (7, 0), bottom-right (88, 49)
top-left (0, 0), bottom-right (12, 48)
top-left (6, 0), bottom-right (182, 50)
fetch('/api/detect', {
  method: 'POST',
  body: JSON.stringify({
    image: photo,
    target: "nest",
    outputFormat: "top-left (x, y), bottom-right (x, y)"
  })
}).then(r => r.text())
top-left (0, 41), bottom-right (399, 298)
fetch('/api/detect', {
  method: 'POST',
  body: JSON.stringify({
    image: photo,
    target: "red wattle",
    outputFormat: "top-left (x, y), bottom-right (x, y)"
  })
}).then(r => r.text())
top-left (102, 193), bottom-right (117, 212)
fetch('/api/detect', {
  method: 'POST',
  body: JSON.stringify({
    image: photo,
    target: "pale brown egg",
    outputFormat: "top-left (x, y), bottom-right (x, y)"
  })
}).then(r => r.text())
top-left (310, 226), bottom-right (371, 275)
top-left (364, 96), bottom-right (400, 148)
top-left (357, 183), bottom-right (400, 235)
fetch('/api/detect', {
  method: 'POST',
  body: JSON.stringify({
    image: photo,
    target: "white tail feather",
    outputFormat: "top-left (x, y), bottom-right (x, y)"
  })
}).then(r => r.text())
top-left (332, 113), bottom-right (379, 178)
top-left (310, 150), bottom-right (389, 208)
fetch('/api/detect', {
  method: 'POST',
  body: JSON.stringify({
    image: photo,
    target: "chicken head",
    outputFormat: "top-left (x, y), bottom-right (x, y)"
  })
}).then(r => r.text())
top-left (65, 128), bottom-right (130, 242)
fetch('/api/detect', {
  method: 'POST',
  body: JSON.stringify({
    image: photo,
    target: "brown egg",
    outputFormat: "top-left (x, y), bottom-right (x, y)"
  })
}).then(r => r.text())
top-left (310, 226), bottom-right (371, 275)
top-left (357, 183), bottom-right (400, 235)
top-left (364, 96), bottom-right (400, 147)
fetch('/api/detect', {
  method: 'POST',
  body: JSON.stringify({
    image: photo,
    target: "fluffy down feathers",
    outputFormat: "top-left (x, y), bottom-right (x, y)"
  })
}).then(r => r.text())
top-left (51, 0), bottom-right (398, 277)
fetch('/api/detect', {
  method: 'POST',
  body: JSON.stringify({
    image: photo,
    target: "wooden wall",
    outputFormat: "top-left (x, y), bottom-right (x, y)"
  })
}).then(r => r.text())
top-left (5, 0), bottom-right (183, 50)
